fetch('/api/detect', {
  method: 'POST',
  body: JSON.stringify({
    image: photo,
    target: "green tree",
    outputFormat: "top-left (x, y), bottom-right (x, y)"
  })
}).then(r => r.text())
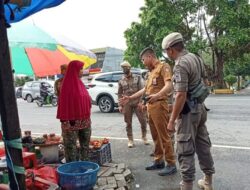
top-left (14, 76), bottom-right (32, 87)
top-left (124, 0), bottom-right (196, 68)
top-left (224, 74), bottom-right (237, 89)
top-left (224, 53), bottom-right (250, 89)
top-left (200, 0), bottom-right (250, 88)
top-left (124, 0), bottom-right (250, 88)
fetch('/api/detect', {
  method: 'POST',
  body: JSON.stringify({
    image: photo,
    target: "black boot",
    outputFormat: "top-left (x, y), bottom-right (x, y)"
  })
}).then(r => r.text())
top-left (145, 161), bottom-right (165, 170)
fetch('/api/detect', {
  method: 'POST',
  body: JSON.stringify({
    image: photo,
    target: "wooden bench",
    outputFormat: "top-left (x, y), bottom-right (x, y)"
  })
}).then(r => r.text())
top-left (213, 89), bottom-right (234, 94)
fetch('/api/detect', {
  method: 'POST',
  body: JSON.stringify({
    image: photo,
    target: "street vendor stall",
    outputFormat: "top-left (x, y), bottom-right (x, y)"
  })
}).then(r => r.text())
top-left (0, 0), bottom-right (117, 189)
top-left (0, 0), bottom-right (65, 189)
top-left (0, 129), bottom-right (113, 189)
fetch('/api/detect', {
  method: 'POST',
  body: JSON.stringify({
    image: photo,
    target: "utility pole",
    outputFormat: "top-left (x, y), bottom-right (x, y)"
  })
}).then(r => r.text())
top-left (0, 1), bottom-right (26, 189)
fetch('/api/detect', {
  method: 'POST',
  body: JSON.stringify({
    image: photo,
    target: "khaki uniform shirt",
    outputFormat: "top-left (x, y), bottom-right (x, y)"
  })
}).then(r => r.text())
top-left (118, 73), bottom-right (144, 106)
top-left (54, 78), bottom-right (63, 97)
top-left (145, 61), bottom-right (172, 101)
top-left (173, 50), bottom-right (207, 95)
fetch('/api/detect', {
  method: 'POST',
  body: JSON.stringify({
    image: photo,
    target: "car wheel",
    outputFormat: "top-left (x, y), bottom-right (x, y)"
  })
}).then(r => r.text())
top-left (26, 94), bottom-right (33, 103)
top-left (98, 96), bottom-right (114, 113)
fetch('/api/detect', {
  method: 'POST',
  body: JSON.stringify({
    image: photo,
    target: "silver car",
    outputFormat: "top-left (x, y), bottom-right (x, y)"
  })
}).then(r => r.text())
top-left (22, 81), bottom-right (54, 103)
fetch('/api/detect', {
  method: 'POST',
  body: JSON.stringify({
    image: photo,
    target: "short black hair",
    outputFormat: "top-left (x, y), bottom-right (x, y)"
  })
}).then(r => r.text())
top-left (139, 47), bottom-right (156, 59)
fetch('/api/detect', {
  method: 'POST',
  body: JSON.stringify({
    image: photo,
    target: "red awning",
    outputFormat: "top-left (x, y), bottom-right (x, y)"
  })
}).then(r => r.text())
top-left (26, 48), bottom-right (70, 77)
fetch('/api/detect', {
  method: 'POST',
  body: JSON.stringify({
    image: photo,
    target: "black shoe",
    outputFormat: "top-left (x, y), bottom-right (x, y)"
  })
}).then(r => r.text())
top-left (205, 106), bottom-right (210, 111)
top-left (149, 152), bottom-right (154, 157)
top-left (145, 162), bottom-right (165, 170)
top-left (158, 165), bottom-right (177, 176)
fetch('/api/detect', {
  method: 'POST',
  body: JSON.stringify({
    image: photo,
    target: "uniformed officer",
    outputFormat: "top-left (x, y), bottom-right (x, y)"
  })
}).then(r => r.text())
top-left (119, 48), bottom-right (177, 176)
top-left (118, 61), bottom-right (148, 148)
top-left (162, 32), bottom-right (215, 190)
top-left (54, 64), bottom-right (68, 97)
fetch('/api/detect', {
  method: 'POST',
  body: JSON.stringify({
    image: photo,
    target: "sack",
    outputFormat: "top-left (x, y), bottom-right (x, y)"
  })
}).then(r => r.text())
top-left (188, 54), bottom-right (210, 103)
top-left (189, 82), bottom-right (209, 103)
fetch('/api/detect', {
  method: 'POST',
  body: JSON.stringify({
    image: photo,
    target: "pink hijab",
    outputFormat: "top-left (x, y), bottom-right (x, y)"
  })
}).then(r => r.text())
top-left (57, 60), bottom-right (91, 120)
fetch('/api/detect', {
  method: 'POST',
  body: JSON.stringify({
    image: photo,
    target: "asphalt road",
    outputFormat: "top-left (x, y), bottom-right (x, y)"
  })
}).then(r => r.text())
top-left (16, 94), bottom-right (250, 190)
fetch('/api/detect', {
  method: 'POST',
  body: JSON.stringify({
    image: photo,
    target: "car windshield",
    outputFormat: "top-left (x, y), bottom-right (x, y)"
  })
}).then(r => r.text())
top-left (25, 82), bottom-right (32, 87)
top-left (95, 74), bottom-right (112, 82)
top-left (111, 74), bottom-right (123, 82)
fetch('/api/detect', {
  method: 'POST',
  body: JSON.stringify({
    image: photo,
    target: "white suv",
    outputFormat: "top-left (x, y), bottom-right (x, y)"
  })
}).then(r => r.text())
top-left (86, 70), bottom-right (147, 113)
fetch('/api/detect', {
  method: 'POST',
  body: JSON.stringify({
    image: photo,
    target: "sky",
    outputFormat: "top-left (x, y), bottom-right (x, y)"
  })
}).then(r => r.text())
top-left (22, 0), bottom-right (145, 50)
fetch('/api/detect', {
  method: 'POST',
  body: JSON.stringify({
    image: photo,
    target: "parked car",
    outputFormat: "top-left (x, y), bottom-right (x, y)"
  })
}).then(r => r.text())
top-left (22, 80), bottom-right (54, 103)
top-left (86, 69), bottom-right (148, 113)
top-left (15, 86), bottom-right (23, 98)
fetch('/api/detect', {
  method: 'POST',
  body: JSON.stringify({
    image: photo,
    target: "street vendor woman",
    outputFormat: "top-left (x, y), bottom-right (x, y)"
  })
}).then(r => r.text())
top-left (57, 60), bottom-right (92, 162)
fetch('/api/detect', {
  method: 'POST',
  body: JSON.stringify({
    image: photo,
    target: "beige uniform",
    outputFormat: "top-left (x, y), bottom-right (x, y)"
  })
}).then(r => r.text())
top-left (173, 50), bottom-right (215, 182)
top-left (145, 61), bottom-right (176, 165)
top-left (54, 78), bottom-right (63, 97)
top-left (118, 73), bottom-right (147, 140)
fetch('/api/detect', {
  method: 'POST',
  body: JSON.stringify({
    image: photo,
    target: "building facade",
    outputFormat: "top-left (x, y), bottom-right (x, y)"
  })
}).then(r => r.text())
top-left (90, 47), bottom-right (124, 72)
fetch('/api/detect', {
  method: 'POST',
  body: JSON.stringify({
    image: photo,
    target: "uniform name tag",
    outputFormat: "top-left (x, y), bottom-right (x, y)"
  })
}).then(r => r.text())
top-left (152, 78), bottom-right (157, 85)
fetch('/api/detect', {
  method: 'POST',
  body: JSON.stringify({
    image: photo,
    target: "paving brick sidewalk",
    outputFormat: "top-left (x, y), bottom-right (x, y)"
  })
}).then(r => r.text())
top-left (110, 139), bottom-right (194, 190)
top-left (95, 162), bottom-right (133, 190)
top-left (110, 138), bottom-right (250, 190)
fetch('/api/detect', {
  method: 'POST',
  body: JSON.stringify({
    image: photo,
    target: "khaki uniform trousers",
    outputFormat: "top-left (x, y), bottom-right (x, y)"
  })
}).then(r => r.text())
top-left (176, 103), bottom-right (215, 182)
top-left (147, 101), bottom-right (176, 165)
top-left (123, 103), bottom-right (147, 140)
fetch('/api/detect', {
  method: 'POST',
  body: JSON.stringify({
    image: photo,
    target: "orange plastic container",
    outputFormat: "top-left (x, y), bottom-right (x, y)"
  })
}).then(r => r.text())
top-left (23, 152), bottom-right (37, 169)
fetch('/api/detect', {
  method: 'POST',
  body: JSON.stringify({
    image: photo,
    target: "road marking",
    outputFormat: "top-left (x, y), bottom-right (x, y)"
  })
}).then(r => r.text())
top-left (212, 144), bottom-right (250, 150)
top-left (31, 133), bottom-right (250, 150)
top-left (208, 98), bottom-right (250, 101)
top-left (22, 124), bottom-right (49, 126)
top-left (95, 136), bottom-right (250, 150)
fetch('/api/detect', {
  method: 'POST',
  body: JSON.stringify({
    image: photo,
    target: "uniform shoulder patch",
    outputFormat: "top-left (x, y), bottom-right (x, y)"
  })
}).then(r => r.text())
top-left (133, 76), bottom-right (139, 82)
top-left (174, 72), bottom-right (181, 82)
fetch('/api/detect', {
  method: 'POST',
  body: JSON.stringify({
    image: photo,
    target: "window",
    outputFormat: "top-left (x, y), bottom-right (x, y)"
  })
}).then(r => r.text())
top-left (95, 74), bottom-right (112, 82)
top-left (25, 82), bottom-right (32, 87)
top-left (111, 74), bottom-right (123, 82)
top-left (32, 82), bottom-right (40, 88)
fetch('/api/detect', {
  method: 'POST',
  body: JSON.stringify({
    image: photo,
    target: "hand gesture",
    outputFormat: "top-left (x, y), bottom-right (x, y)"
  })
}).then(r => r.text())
top-left (167, 121), bottom-right (176, 134)
top-left (147, 94), bottom-right (159, 104)
top-left (118, 106), bottom-right (123, 113)
top-left (119, 96), bottom-right (130, 106)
